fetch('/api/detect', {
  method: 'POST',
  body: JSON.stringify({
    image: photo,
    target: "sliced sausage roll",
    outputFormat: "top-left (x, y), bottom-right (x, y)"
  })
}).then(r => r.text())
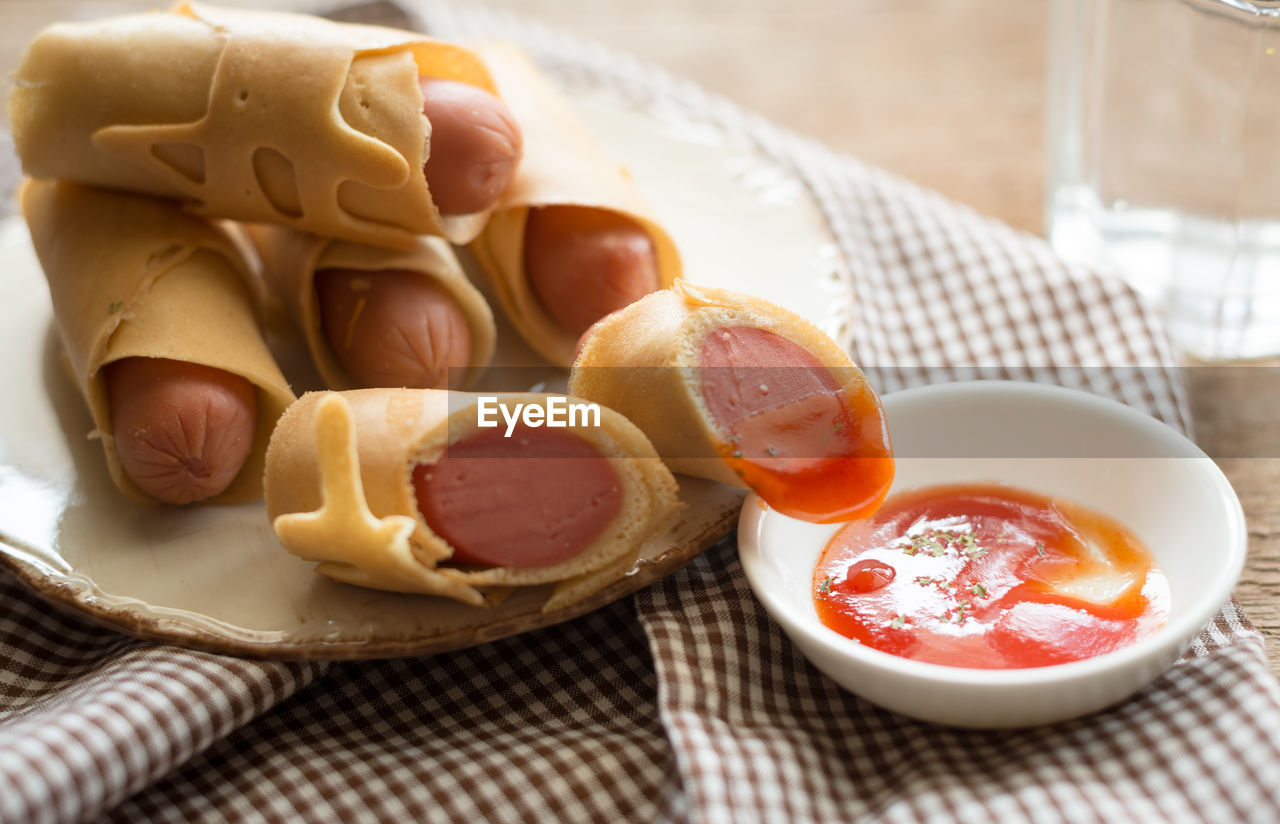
top-left (569, 281), bottom-right (894, 523)
top-left (265, 389), bottom-right (681, 610)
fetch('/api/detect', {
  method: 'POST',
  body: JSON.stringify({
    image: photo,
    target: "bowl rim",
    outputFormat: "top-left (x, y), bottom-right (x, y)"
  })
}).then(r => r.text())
top-left (737, 380), bottom-right (1248, 689)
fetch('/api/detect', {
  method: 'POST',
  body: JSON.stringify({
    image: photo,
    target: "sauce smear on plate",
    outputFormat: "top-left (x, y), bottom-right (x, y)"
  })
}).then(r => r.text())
top-left (813, 484), bottom-right (1169, 669)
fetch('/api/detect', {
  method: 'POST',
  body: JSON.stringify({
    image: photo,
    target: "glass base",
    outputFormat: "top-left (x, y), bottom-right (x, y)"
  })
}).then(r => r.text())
top-left (1048, 184), bottom-right (1280, 361)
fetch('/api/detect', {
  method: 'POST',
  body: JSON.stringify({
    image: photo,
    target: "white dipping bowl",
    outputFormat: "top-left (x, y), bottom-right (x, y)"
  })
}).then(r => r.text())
top-left (737, 381), bottom-right (1246, 728)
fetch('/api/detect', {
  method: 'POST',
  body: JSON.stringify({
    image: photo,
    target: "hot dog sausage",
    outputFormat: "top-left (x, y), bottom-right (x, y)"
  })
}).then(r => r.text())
top-left (420, 78), bottom-right (523, 217)
top-left (315, 268), bottom-right (473, 389)
top-left (413, 424), bottom-right (623, 568)
top-left (698, 325), bottom-right (848, 460)
top-left (523, 206), bottom-right (662, 338)
top-left (104, 357), bottom-right (258, 505)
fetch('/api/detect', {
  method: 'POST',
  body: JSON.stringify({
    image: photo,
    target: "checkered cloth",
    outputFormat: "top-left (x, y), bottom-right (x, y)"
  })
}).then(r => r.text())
top-left (4, 2), bottom-right (1280, 822)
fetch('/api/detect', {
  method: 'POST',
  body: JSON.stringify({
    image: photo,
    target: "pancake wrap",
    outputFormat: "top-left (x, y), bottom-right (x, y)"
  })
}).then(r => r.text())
top-left (10, 2), bottom-right (498, 248)
top-left (22, 179), bottom-right (296, 504)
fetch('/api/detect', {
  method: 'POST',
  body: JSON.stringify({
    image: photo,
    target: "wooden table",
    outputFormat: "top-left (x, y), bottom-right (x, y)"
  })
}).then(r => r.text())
top-left (4, 0), bottom-right (1277, 671)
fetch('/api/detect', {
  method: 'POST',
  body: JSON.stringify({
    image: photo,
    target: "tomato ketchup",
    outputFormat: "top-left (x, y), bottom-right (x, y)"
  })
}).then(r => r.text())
top-left (813, 484), bottom-right (1169, 669)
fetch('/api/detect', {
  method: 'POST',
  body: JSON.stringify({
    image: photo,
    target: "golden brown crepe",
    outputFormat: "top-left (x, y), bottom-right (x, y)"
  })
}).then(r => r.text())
top-left (468, 43), bottom-right (682, 366)
top-left (21, 179), bottom-right (296, 504)
top-left (246, 223), bottom-right (496, 391)
top-left (265, 389), bottom-right (682, 609)
top-left (10, 2), bottom-right (499, 249)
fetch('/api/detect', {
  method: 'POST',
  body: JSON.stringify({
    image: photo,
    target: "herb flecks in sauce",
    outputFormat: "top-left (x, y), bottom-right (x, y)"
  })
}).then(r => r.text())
top-left (813, 484), bottom-right (1169, 669)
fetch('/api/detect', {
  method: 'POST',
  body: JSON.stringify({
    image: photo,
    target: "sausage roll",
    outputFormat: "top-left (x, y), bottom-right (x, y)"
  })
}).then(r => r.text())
top-left (568, 280), bottom-right (894, 523)
top-left (468, 43), bottom-right (682, 366)
top-left (247, 224), bottom-right (496, 391)
top-left (10, 2), bottom-right (507, 248)
top-left (265, 389), bottom-right (681, 609)
top-left (22, 179), bottom-right (296, 504)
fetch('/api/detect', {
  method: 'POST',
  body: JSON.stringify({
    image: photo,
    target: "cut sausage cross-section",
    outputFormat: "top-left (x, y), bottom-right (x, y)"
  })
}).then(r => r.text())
top-left (570, 281), bottom-right (894, 524)
top-left (413, 424), bottom-right (623, 568)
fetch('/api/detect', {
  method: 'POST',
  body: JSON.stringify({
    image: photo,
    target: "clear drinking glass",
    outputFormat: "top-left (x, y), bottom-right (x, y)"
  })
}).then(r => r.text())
top-left (1045, 0), bottom-right (1280, 360)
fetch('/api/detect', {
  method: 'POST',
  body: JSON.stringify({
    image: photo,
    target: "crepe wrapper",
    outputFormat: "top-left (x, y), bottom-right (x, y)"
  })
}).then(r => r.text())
top-left (9, 2), bottom-right (499, 249)
top-left (246, 223), bottom-right (496, 391)
top-left (568, 280), bottom-right (881, 488)
top-left (21, 179), bottom-right (296, 504)
top-left (264, 389), bottom-right (682, 609)
top-left (467, 43), bottom-right (682, 366)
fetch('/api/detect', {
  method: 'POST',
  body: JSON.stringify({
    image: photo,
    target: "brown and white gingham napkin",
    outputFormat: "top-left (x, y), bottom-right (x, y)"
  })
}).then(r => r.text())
top-left (3, 2), bottom-right (1280, 822)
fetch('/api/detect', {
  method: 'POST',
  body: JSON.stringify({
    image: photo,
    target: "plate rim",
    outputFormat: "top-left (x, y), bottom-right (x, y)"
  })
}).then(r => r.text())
top-left (0, 505), bottom-right (739, 659)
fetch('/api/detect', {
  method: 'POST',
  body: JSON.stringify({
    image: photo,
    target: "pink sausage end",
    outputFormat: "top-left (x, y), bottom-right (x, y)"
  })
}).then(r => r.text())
top-left (420, 78), bottom-right (523, 216)
top-left (524, 206), bottom-right (662, 338)
top-left (104, 357), bottom-right (258, 505)
top-left (698, 326), bottom-right (895, 523)
top-left (699, 326), bottom-right (844, 460)
top-left (413, 424), bottom-right (622, 568)
top-left (316, 268), bottom-right (473, 390)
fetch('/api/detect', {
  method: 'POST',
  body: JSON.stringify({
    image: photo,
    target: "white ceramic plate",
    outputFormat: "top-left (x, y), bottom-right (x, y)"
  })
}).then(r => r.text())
top-left (0, 89), bottom-right (841, 659)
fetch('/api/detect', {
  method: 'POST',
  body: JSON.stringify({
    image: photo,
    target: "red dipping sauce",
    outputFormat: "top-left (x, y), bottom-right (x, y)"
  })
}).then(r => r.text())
top-left (813, 484), bottom-right (1169, 669)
